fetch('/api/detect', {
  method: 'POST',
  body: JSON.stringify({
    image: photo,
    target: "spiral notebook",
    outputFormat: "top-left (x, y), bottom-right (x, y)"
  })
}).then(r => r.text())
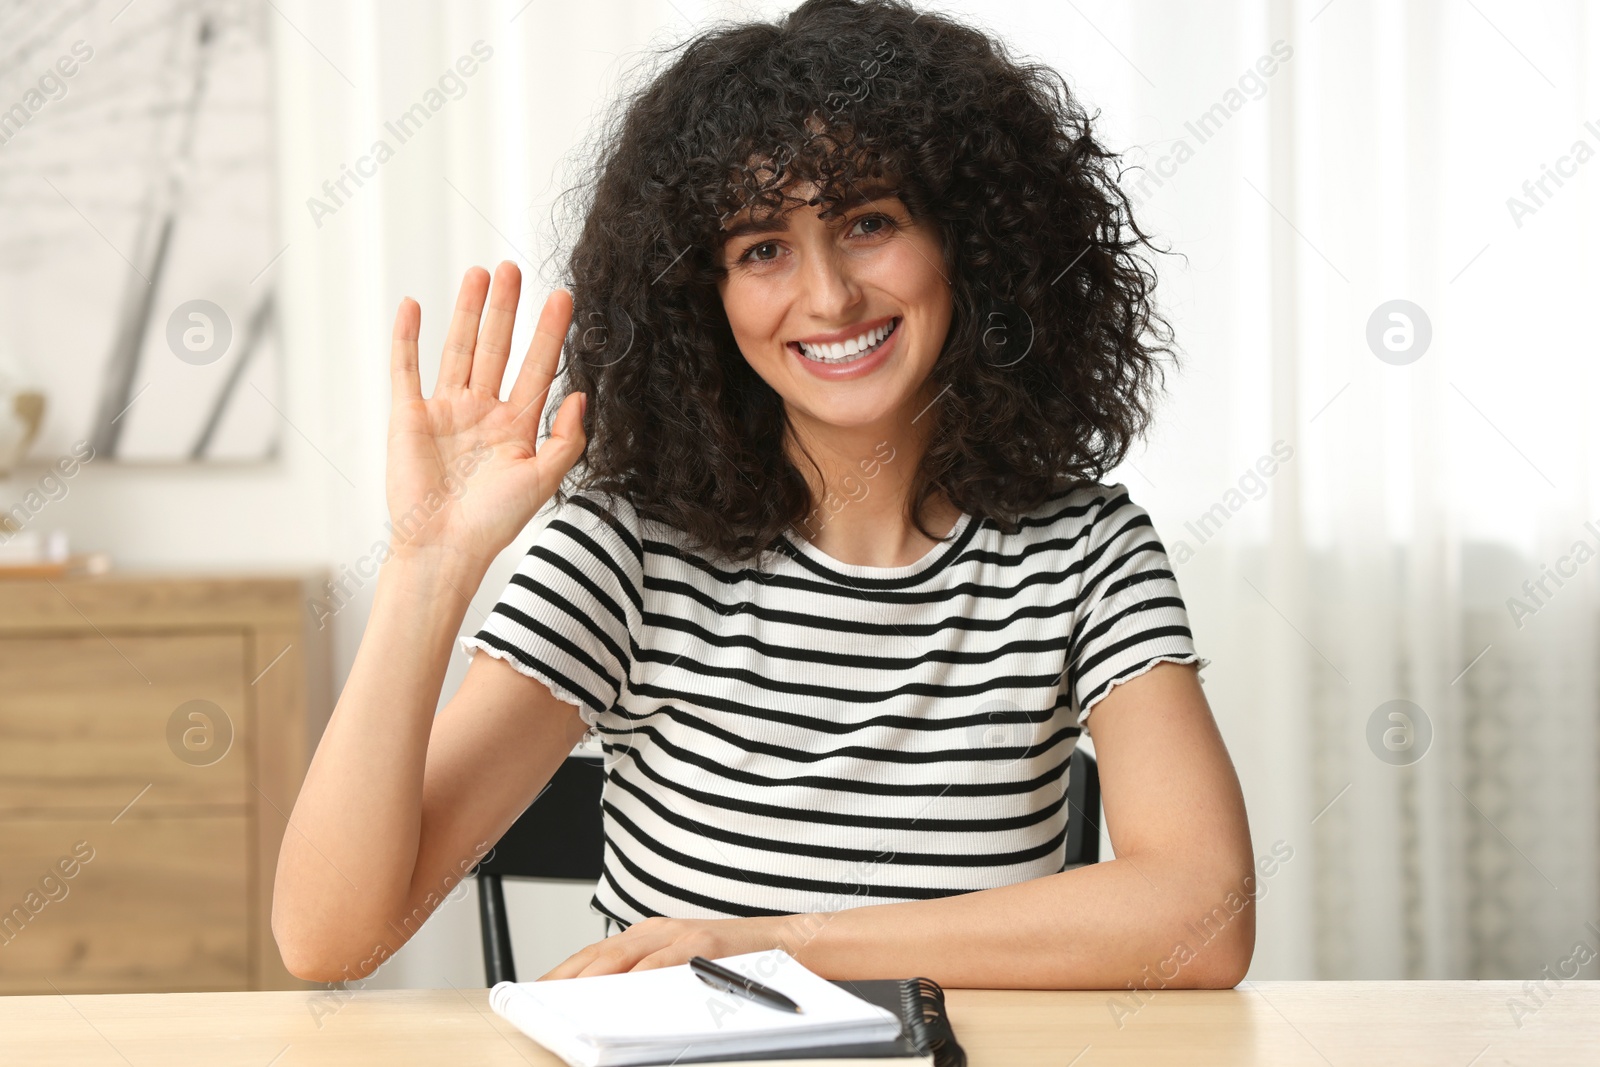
top-left (488, 950), bottom-right (966, 1067)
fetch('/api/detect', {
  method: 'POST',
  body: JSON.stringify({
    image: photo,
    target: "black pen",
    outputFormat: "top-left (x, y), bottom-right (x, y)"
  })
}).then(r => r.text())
top-left (689, 955), bottom-right (804, 1014)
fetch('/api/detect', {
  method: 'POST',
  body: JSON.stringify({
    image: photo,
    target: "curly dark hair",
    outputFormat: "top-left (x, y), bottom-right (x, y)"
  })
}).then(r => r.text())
top-left (552, 0), bottom-right (1175, 561)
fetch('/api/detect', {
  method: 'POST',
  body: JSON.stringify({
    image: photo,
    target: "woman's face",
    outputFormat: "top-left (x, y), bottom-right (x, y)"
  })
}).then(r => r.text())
top-left (715, 182), bottom-right (952, 436)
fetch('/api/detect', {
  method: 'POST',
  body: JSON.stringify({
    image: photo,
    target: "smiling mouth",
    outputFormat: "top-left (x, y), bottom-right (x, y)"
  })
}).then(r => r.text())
top-left (789, 317), bottom-right (900, 365)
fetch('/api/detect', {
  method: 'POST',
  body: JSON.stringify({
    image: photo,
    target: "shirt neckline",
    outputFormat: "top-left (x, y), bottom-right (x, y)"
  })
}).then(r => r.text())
top-left (777, 511), bottom-right (977, 587)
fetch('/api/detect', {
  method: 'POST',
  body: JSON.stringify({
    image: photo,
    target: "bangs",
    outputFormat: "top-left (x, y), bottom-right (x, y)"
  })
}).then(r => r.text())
top-left (654, 23), bottom-right (915, 249)
top-left (714, 116), bottom-right (902, 236)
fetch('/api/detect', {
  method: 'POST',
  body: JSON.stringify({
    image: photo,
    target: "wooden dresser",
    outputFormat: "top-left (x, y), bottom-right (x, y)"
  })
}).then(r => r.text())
top-left (0, 573), bottom-right (331, 993)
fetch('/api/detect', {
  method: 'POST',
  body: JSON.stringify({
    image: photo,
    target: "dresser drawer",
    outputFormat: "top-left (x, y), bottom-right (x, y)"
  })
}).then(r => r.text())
top-left (0, 573), bottom-right (330, 992)
top-left (0, 815), bottom-right (249, 993)
top-left (0, 633), bottom-right (248, 813)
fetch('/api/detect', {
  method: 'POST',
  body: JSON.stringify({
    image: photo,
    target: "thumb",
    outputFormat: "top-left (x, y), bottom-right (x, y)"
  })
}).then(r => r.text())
top-left (536, 391), bottom-right (588, 478)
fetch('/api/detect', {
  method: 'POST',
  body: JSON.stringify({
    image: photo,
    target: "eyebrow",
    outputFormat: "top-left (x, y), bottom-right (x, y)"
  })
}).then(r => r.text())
top-left (721, 214), bottom-right (791, 243)
top-left (719, 182), bottom-right (902, 244)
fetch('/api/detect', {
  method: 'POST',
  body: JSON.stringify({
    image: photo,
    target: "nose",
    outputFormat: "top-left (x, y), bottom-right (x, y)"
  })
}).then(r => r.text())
top-left (797, 241), bottom-right (863, 323)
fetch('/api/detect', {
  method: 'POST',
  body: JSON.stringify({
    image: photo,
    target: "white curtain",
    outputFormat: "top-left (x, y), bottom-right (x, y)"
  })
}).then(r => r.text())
top-left (964, 0), bottom-right (1600, 979)
top-left (272, 0), bottom-right (1598, 983)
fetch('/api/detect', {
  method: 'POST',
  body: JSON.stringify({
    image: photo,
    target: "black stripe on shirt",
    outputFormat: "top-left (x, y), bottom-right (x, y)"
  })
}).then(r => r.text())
top-left (613, 746), bottom-right (1073, 832)
top-left (599, 724), bottom-right (1076, 797)
top-left (486, 600), bottom-right (622, 701)
top-left (599, 702), bottom-right (1081, 767)
top-left (608, 769), bottom-right (1071, 867)
top-left (467, 629), bottom-right (606, 713)
top-left (605, 802), bottom-right (1013, 901)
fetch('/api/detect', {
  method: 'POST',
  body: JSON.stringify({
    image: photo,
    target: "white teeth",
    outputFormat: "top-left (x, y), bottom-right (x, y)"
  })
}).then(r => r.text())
top-left (797, 320), bottom-right (897, 364)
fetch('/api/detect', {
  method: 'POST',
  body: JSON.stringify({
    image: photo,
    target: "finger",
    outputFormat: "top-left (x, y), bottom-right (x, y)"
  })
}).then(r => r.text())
top-left (538, 942), bottom-right (603, 981)
top-left (550, 924), bottom-right (663, 980)
top-left (630, 946), bottom-right (692, 971)
top-left (438, 266), bottom-right (491, 391)
top-left (469, 260), bottom-right (521, 397)
top-left (531, 391), bottom-right (587, 485)
top-left (390, 298), bottom-right (422, 403)
top-left (574, 945), bottom-right (652, 979)
top-left (507, 288), bottom-right (574, 424)
top-left (538, 925), bottom-right (633, 981)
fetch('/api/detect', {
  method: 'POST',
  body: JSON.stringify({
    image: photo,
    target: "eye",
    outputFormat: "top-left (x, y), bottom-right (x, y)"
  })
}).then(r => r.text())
top-left (739, 240), bottom-right (782, 263)
top-left (850, 213), bottom-right (895, 237)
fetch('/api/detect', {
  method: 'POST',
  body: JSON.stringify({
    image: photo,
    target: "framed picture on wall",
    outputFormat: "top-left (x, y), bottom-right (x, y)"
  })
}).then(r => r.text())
top-left (0, 0), bottom-right (281, 463)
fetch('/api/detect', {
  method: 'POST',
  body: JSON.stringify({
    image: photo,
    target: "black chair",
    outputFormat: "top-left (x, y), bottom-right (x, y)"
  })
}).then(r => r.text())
top-left (1062, 747), bottom-right (1101, 868)
top-left (475, 747), bottom-right (1101, 985)
top-left (476, 753), bottom-right (607, 985)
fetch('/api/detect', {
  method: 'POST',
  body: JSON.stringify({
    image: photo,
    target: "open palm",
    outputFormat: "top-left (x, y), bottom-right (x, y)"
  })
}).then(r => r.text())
top-left (386, 263), bottom-right (586, 570)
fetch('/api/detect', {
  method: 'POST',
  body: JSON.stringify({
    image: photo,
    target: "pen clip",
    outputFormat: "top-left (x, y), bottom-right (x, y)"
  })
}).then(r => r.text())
top-left (690, 956), bottom-right (745, 984)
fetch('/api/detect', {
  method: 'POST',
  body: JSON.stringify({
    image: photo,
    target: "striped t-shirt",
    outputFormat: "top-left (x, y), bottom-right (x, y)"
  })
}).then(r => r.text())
top-left (459, 481), bottom-right (1198, 928)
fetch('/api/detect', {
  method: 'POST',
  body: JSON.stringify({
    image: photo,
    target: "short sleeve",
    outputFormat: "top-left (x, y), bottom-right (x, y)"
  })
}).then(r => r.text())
top-left (458, 492), bottom-right (643, 736)
top-left (1065, 485), bottom-right (1201, 726)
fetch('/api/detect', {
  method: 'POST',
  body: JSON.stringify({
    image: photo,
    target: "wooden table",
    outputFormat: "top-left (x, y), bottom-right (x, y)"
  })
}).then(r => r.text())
top-left (0, 981), bottom-right (1593, 1065)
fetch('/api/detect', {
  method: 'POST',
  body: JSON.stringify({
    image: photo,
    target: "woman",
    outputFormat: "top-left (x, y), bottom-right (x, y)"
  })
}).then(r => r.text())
top-left (273, 0), bottom-right (1255, 990)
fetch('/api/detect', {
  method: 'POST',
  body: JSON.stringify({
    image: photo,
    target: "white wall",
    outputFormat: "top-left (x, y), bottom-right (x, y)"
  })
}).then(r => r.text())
top-left (0, 0), bottom-right (721, 990)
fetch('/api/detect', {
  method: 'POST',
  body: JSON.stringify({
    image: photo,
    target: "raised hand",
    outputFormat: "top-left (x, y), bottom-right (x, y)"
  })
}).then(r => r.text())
top-left (386, 262), bottom-right (586, 572)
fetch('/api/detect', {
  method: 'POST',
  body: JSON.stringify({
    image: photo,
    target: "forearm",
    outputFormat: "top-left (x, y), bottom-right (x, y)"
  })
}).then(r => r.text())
top-left (271, 550), bottom-right (486, 973)
top-left (780, 850), bottom-right (1255, 990)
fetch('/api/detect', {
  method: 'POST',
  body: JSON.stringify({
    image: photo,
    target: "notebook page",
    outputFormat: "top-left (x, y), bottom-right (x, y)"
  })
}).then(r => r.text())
top-left (665, 1059), bottom-right (929, 1066)
top-left (489, 950), bottom-right (900, 1056)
